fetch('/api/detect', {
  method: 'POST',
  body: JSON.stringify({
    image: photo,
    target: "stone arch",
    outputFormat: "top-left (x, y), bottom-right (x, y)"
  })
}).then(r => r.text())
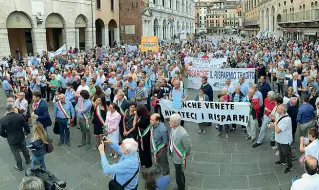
top-left (154, 18), bottom-right (159, 36)
top-left (45, 13), bottom-right (66, 51)
top-left (108, 19), bottom-right (118, 47)
top-left (6, 11), bottom-right (34, 57)
top-left (95, 18), bottom-right (105, 47)
top-left (75, 14), bottom-right (88, 50)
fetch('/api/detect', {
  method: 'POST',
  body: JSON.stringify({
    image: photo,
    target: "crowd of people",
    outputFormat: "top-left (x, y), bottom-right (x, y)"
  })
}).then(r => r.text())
top-left (0, 35), bottom-right (319, 190)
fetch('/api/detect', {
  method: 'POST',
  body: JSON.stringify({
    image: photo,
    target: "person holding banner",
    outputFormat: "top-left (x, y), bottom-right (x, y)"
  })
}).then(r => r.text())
top-left (200, 76), bottom-right (213, 101)
top-left (243, 89), bottom-right (260, 143)
top-left (54, 94), bottom-right (75, 146)
top-left (76, 90), bottom-right (92, 150)
top-left (195, 88), bottom-right (209, 134)
top-left (169, 113), bottom-right (191, 190)
top-left (169, 80), bottom-right (188, 127)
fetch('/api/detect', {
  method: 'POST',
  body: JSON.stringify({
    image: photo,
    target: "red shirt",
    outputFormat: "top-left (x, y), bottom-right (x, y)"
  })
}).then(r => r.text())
top-left (264, 98), bottom-right (276, 116)
top-left (201, 55), bottom-right (209, 59)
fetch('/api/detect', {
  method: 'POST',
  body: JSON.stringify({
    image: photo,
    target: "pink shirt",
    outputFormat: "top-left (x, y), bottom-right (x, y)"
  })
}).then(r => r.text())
top-left (106, 111), bottom-right (121, 131)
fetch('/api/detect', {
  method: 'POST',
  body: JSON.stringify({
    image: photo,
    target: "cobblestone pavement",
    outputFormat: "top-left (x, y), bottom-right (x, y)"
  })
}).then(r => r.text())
top-left (0, 70), bottom-right (304, 190)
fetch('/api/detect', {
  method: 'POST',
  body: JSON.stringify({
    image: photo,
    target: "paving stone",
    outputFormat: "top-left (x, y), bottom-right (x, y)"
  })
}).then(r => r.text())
top-left (192, 152), bottom-right (232, 163)
top-left (186, 161), bottom-right (220, 175)
top-left (231, 152), bottom-right (260, 163)
top-left (260, 183), bottom-right (291, 190)
top-left (71, 179), bottom-right (100, 190)
top-left (191, 141), bottom-right (221, 153)
top-left (202, 175), bottom-right (249, 189)
top-left (220, 163), bottom-right (260, 176)
top-left (248, 173), bottom-right (279, 189)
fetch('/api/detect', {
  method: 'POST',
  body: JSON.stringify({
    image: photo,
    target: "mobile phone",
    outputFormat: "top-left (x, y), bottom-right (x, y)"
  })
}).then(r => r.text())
top-left (303, 137), bottom-right (309, 143)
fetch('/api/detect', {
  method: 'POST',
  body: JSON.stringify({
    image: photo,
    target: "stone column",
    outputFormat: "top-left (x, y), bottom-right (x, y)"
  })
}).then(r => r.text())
top-left (269, 12), bottom-right (273, 33)
top-left (0, 29), bottom-right (11, 57)
top-left (159, 25), bottom-right (163, 39)
top-left (65, 28), bottom-right (76, 49)
top-left (75, 28), bottom-right (80, 49)
top-left (114, 27), bottom-right (120, 46)
top-left (264, 10), bottom-right (267, 31)
top-left (85, 27), bottom-right (95, 48)
top-left (101, 27), bottom-right (106, 46)
top-left (105, 26), bottom-right (109, 46)
top-left (31, 28), bottom-right (47, 55)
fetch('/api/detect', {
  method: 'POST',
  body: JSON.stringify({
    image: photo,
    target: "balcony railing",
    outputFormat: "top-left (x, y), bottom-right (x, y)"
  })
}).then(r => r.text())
top-left (279, 9), bottom-right (319, 23)
top-left (243, 20), bottom-right (258, 26)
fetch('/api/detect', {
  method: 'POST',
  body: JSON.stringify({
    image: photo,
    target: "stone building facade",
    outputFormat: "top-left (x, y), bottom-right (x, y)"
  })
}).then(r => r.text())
top-left (0, 0), bottom-right (95, 57)
top-left (119, 0), bottom-right (195, 44)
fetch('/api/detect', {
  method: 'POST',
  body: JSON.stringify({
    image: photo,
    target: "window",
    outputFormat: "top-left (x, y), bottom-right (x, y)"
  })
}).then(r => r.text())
top-left (96, 0), bottom-right (101, 9)
top-left (162, 0), bottom-right (165, 6)
top-left (153, 0), bottom-right (156, 4)
top-left (278, 3), bottom-right (281, 7)
top-left (290, 0), bottom-right (293, 3)
top-left (111, 0), bottom-right (114, 11)
top-left (136, 2), bottom-right (138, 7)
top-left (284, 1), bottom-right (286, 5)
top-left (132, 2), bottom-right (134, 8)
top-left (170, 0), bottom-right (172, 8)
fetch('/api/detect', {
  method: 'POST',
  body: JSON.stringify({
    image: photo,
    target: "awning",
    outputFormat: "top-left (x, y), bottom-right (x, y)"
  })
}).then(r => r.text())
top-left (282, 28), bottom-right (305, 32)
top-left (304, 28), bottom-right (318, 35)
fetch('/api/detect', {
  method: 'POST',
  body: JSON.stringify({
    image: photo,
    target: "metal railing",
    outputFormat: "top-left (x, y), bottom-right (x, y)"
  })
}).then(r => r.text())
top-left (279, 9), bottom-right (319, 23)
top-left (243, 20), bottom-right (258, 26)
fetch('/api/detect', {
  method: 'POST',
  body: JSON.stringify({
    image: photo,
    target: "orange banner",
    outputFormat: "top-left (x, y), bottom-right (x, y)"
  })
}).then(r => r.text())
top-left (140, 36), bottom-right (159, 52)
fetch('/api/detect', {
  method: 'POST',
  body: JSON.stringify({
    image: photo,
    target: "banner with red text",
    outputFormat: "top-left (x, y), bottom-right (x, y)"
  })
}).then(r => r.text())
top-left (159, 99), bottom-right (250, 126)
top-left (187, 67), bottom-right (255, 90)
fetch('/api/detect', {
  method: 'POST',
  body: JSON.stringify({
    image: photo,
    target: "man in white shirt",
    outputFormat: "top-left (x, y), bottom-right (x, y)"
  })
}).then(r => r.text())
top-left (76, 78), bottom-right (90, 97)
top-left (225, 78), bottom-right (235, 94)
top-left (274, 104), bottom-right (293, 174)
top-left (291, 156), bottom-right (319, 190)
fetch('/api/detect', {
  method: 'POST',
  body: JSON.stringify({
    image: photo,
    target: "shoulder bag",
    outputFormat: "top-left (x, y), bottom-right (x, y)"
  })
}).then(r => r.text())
top-left (109, 167), bottom-right (139, 190)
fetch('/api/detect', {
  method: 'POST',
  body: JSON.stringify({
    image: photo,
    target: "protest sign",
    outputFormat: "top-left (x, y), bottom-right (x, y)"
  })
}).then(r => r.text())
top-left (126, 45), bottom-right (137, 52)
top-left (48, 44), bottom-right (66, 58)
top-left (141, 36), bottom-right (159, 52)
top-left (159, 99), bottom-right (250, 126)
top-left (191, 57), bottom-right (227, 68)
top-left (187, 67), bottom-right (255, 90)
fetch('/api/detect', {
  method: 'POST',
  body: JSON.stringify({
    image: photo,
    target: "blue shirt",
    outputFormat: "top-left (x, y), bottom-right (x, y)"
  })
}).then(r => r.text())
top-left (83, 76), bottom-right (92, 86)
top-left (297, 103), bottom-right (315, 124)
top-left (75, 98), bottom-right (92, 118)
top-left (100, 143), bottom-right (139, 190)
top-left (253, 91), bottom-right (263, 107)
top-left (65, 89), bottom-right (75, 103)
top-left (3, 80), bottom-right (11, 90)
top-left (156, 175), bottom-right (170, 190)
top-left (60, 77), bottom-right (70, 89)
top-left (31, 59), bottom-right (39, 67)
top-left (30, 81), bottom-right (41, 92)
top-left (54, 100), bottom-right (75, 119)
top-left (127, 81), bottom-right (137, 99)
top-left (240, 83), bottom-right (249, 96)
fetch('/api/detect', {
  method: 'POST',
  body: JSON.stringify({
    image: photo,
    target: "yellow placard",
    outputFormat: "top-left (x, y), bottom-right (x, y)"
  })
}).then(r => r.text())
top-left (140, 36), bottom-right (159, 52)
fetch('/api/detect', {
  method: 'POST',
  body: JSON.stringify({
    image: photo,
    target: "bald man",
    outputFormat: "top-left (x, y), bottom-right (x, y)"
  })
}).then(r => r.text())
top-left (291, 156), bottom-right (319, 190)
top-left (149, 113), bottom-right (170, 176)
top-left (4, 97), bottom-right (18, 116)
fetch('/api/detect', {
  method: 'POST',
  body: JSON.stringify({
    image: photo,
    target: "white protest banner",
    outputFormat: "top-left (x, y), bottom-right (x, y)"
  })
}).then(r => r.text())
top-left (159, 99), bottom-right (250, 126)
top-left (126, 45), bottom-right (137, 52)
top-left (191, 57), bottom-right (227, 68)
top-left (48, 44), bottom-right (66, 58)
top-left (187, 67), bottom-right (255, 90)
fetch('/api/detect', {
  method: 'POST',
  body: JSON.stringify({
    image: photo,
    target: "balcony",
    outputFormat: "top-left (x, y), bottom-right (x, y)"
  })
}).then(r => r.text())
top-left (243, 20), bottom-right (258, 26)
top-left (278, 9), bottom-right (319, 23)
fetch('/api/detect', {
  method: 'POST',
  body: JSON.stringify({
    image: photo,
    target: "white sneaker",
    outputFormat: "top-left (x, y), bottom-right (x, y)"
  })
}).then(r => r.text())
top-left (275, 151), bottom-right (279, 156)
top-left (225, 134), bottom-right (228, 139)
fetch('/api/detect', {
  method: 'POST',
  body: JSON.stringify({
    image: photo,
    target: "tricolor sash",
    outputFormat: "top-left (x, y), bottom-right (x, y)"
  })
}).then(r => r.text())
top-left (138, 125), bottom-right (150, 151)
top-left (117, 100), bottom-right (125, 115)
top-left (80, 99), bottom-right (90, 129)
top-left (170, 132), bottom-right (186, 169)
top-left (150, 127), bottom-right (167, 164)
top-left (96, 104), bottom-right (107, 135)
top-left (57, 101), bottom-right (71, 127)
